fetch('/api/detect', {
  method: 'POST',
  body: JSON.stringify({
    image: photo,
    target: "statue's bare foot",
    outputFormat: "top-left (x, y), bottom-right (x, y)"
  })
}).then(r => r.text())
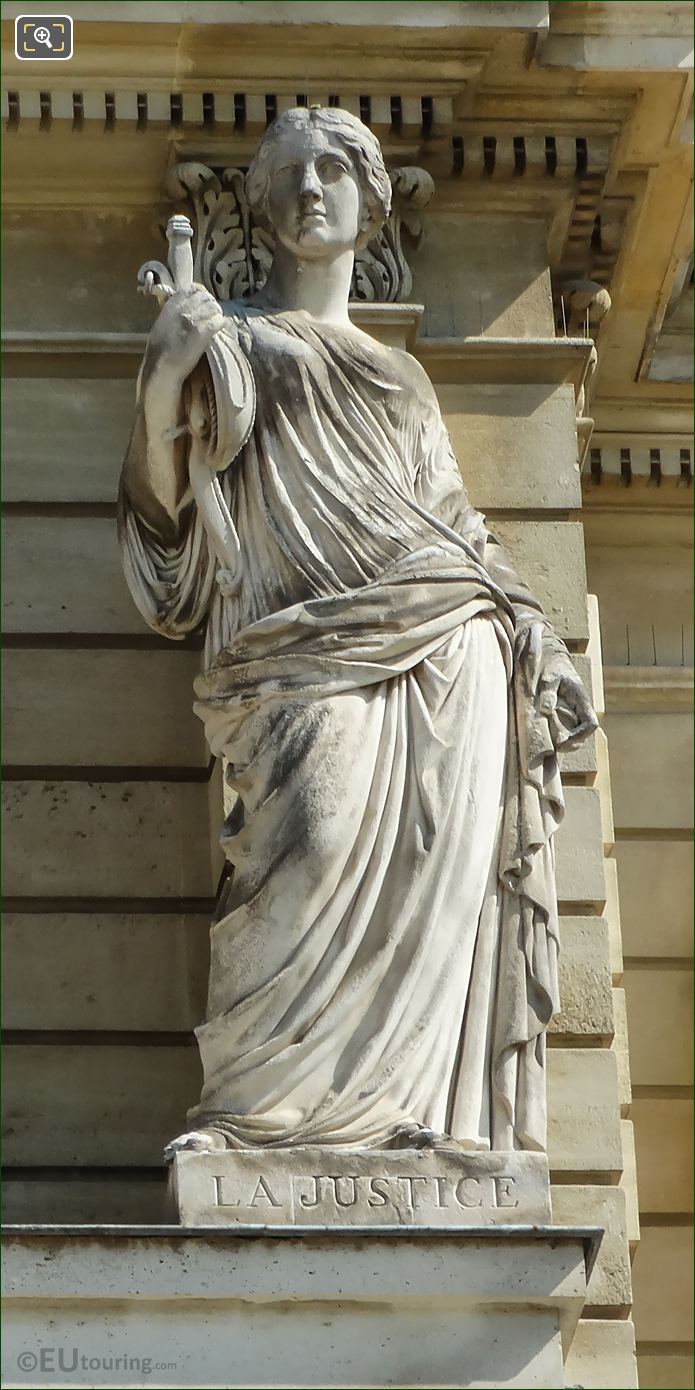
top-left (388, 1122), bottom-right (442, 1150)
top-left (164, 1128), bottom-right (228, 1163)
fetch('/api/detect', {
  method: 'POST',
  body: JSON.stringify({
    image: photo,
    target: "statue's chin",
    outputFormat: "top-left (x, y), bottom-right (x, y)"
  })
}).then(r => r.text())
top-left (163, 1128), bottom-right (228, 1162)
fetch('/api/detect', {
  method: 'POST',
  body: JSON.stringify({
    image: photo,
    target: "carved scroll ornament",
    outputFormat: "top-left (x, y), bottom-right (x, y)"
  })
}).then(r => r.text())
top-left (162, 160), bottom-right (435, 305)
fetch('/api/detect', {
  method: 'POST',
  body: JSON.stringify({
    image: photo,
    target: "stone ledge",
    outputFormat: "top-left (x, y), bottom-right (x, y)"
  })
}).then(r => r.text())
top-left (1, 1223), bottom-right (598, 1389)
top-left (604, 666), bottom-right (694, 712)
top-left (2, 330), bottom-right (597, 399)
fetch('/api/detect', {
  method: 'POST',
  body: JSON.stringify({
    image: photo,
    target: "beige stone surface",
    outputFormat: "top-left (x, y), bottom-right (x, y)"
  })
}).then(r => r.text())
top-left (1, 1228), bottom-right (586, 1313)
top-left (547, 1049), bottom-right (623, 1177)
top-left (411, 214), bottom-right (555, 341)
top-left (4, 516), bottom-right (590, 642)
top-left (3, 648), bottom-right (206, 767)
top-left (631, 1224), bottom-right (694, 1343)
top-left (2, 1299), bottom-right (567, 1389)
top-left (1, 1228), bottom-right (587, 1389)
top-left (439, 382), bottom-right (581, 512)
top-left (2, 1175), bottom-right (167, 1225)
top-left (551, 1185), bottom-right (631, 1311)
top-left (490, 519), bottom-right (590, 644)
top-left (586, 540), bottom-right (693, 669)
top-left (3, 1044), bottom-right (628, 1177)
top-left (3, 1043), bottom-right (202, 1166)
top-left (586, 594), bottom-right (605, 718)
top-left (173, 1149), bottom-right (552, 1228)
top-left (564, 1320), bottom-right (638, 1390)
top-left (604, 712), bottom-right (694, 831)
top-left (2, 210), bottom-right (159, 334)
top-left (3, 517), bottom-right (139, 634)
top-left (2, 780), bottom-right (214, 898)
top-left (554, 787), bottom-right (607, 906)
top-left (2, 784), bottom-right (602, 993)
top-left (548, 917), bottom-right (614, 1041)
top-left (620, 1120), bottom-right (640, 1248)
top-left (624, 968), bottom-right (694, 1087)
top-left (615, 840), bottom-right (693, 957)
top-left (603, 856), bottom-right (624, 982)
top-left (594, 726), bottom-right (616, 851)
top-left (3, 377), bottom-right (134, 503)
top-left (632, 1098), bottom-right (694, 1214)
top-left (612, 986), bottom-right (632, 1115)
top-left (1, 914), bottom-right (209, 1031)
top-left (637, 1353), bottom-right (695, 1390)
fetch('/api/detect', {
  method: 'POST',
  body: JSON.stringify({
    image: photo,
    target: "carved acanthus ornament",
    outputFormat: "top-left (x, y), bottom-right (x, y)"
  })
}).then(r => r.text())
top-left (162, 160), bottom-right (435, 305)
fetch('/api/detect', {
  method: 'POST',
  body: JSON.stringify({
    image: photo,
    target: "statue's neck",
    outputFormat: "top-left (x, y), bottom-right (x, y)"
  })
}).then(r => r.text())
top-left (259, 243), bottom-right (354, 326)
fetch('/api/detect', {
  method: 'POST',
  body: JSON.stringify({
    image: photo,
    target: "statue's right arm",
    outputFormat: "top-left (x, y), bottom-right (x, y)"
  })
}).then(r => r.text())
top-left (120, 284), bottom-right (225, 543)
top-left (121, 363), bottom-right (189, 544)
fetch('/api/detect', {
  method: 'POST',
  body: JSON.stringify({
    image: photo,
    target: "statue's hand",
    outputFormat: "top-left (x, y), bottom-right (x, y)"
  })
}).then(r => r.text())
top-left (144, 284), bottom-right (225, 389)
top-left (537, 640), bottom-right (598, 748)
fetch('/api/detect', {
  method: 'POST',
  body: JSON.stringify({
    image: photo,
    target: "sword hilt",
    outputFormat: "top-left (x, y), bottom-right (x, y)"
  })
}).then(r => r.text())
top-left (166, 214), bottom-right (194, 293)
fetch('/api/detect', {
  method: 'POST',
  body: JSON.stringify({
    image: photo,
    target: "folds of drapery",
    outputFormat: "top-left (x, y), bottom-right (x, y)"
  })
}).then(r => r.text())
top-left (116, 308), bottom-right (594, 1152)
top-left (189, 542), bottom-right (576, 1152)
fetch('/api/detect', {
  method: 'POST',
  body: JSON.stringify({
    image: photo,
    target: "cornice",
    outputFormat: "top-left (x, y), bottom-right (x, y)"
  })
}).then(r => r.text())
top-left (604, 666), bottom-right (694, 712)
top-left (1, 329), bottom-right (595, 400)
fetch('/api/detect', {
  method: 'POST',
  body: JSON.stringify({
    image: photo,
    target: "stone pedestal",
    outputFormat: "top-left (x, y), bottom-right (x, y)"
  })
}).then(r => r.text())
top-left (168, 1147), bottom-right (552, 1228)
top-left (2, 1224), bottom-right (599, 1389)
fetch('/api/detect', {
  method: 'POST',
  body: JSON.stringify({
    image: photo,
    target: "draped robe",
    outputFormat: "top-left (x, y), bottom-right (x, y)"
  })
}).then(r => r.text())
top-left (119, 306), bottom-right (593, 1152)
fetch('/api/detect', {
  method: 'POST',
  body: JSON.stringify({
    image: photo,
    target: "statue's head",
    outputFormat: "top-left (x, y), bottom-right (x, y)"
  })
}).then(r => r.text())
top-left (246, 106), bottom-right (391, 261)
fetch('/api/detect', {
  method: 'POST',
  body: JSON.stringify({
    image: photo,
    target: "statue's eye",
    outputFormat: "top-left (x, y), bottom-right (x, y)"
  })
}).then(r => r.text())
top-left (318, 156), bottom-right (349, 181)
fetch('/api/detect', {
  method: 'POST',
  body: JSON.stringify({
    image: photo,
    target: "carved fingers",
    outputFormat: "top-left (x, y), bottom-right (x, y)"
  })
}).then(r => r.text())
top-left (538, 654), bottom-right (598, 744)
top-left (145, 284), bottom-right (226, 387)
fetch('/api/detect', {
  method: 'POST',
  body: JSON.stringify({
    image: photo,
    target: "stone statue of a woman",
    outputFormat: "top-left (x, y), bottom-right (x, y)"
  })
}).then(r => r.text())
top-left (118, 106), bottom-right (597, 1160)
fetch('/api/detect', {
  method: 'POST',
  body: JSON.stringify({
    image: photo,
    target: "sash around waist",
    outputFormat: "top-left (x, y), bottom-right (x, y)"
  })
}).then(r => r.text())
top-left (194, 543), bottom-right (516, 743)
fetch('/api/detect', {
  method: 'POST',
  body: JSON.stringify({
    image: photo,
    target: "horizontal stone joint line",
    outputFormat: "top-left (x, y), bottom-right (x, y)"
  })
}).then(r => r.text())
top-left (2, 1031), bottom-right (197, 1047)
top-left (614, 827), bottom-right (694, 842)
top-left (550, 1172), bottom-right (622, 1186)
top-left (632, 1085), bottom-right (694, 1100)
top-left (2, 897), bottom-right (215, 913)
top-left (3, 634), bottom-right (204, 651)
top-left (582, 1304), bottom-right (632, 1320)
top-left (636, 1341), bottom-right (695, 1356)
top-left (623, 957), bottom-right (694, 970)
top-left (2, 763), bottom-right (215, 784)
top-left (2, 502), bottom-right (117, 518)
top-left (638, 1213), bottom-right (694, 1227)
top-left (3, 1166), bottom-right (167, 1181)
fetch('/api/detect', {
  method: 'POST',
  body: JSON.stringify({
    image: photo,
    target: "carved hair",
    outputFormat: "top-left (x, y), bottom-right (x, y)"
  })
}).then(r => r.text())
top-left (245, 106), bottom-right (392, 250)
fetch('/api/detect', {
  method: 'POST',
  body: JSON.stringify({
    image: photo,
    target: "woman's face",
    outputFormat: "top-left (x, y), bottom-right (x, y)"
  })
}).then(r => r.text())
top-left (265, 124), bottom-right (364, 261)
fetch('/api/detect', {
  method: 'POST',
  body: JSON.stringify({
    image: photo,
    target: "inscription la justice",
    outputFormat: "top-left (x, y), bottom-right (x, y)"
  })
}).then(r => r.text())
top-left (212, 1172), bottom-right (520, 1211)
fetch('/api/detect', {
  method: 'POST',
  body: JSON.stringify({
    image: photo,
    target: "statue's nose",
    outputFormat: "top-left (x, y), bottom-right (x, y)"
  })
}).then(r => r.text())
top-left (299, 163), bottom-right (322, 200)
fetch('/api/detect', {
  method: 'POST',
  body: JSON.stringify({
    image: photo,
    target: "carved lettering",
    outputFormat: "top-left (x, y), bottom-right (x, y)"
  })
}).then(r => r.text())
top-left (368, 1177), bottom-right (389, 1207)
top-left (398, 1175), bottom-right (429, 1208)
top-left (455, 1177), bottom-right (484, 1209)
top-left (213, 1175), bottom-right (239, 1207)
top-left (494, 1176), bottom-right (519, 1208)
top-left (330, 1175), bottom-right (358, 1207)
top-left (250, 1175), bottom-right (281, 1208)
top-left (299, 1176), bottom-right (321, 1209)
top-left (433, 1176), bottom-right (449, 1208)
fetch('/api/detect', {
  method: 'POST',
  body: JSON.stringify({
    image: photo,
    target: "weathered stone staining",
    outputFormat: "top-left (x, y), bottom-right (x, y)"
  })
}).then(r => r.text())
top-left (171, 1150), bottom-right (552, 1227)
top-left (118, 104), bottom-right (597, 1177)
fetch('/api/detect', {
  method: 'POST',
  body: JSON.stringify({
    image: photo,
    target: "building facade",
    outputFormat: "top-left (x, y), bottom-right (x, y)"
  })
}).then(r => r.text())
top-left (2, 3), bottom-right (692, 1387)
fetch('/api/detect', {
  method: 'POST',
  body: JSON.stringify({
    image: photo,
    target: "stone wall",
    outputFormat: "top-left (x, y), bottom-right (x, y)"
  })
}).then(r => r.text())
top-left (13, 3), bottom-right (695, 1380)
top-left (586, 513), bottom-right (694, 1390)
top-left (2, 119), bottom-right (636, 1386)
